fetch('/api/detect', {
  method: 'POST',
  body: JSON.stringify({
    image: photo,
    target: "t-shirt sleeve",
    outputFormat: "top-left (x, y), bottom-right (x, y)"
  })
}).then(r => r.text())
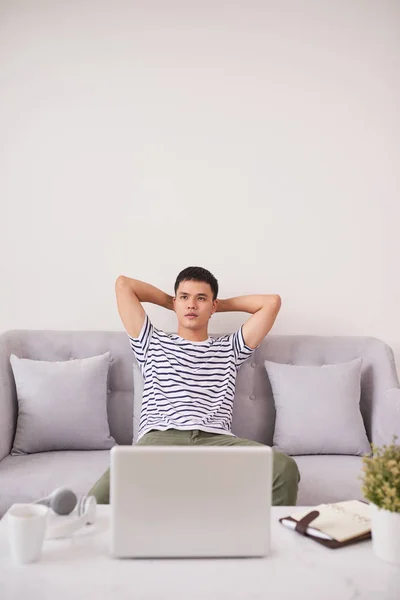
top-left (127, 313), bottom-right (154, 373)
top-left (229, 325), bottom-right (259, 368)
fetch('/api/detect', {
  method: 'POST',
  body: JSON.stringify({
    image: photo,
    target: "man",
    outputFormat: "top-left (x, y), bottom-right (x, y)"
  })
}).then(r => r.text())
top-left (89, 266), bottom-right (300, 505)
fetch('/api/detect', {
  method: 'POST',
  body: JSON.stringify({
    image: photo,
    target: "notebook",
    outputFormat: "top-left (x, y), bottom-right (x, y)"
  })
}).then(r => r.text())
top-left (279, 500), bottom-right (372, 549)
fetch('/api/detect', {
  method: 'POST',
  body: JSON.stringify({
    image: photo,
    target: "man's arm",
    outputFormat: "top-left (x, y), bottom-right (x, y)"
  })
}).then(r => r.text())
top-left (217, 294), bottom-right (281, 349)
top-left (115, 276), bottom-right (174, 338)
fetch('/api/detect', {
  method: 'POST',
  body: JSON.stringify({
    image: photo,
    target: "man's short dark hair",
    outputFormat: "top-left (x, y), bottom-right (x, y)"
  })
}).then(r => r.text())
top-left (174, 266), bottom-right (219, 301)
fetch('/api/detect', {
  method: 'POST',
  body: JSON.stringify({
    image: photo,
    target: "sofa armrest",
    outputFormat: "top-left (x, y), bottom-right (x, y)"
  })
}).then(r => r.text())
top-left (0, 331), bottom-right (18, 461)
top-left (372, 387), bottom-right (400, 447)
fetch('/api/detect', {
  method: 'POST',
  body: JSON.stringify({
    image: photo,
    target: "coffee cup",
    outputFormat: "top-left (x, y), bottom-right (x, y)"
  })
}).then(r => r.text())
top-left (7, 503), bottom-right (48, 564)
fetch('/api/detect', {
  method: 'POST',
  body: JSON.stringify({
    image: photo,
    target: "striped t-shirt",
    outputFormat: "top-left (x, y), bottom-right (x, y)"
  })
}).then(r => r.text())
top-left (128, 314), bottom-right (258, 441)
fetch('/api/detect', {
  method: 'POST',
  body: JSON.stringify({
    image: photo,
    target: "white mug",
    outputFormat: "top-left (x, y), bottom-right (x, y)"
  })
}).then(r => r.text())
top-left (7, 504), bottom-right (49, 564)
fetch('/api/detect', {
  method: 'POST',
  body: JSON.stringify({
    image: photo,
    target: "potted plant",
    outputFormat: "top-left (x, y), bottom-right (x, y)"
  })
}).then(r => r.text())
top-left (361, 436), bottom-right (400, 564)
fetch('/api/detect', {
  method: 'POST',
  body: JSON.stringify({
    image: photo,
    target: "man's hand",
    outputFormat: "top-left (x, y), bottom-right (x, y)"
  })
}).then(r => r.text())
top-left (217, 295), bottom-right (281, 349)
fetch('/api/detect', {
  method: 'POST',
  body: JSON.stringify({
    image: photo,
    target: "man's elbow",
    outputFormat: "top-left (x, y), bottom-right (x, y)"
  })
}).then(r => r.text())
top-left (115, 275), bottom-right (134, 293)
top-left (266, 294), bottom-right (281, 311)
top-left (115, 275), bottom-right (127, 289)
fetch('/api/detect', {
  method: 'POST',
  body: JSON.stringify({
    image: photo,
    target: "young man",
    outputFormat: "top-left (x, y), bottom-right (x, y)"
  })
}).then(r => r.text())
top-left (89, 266), bottom-right (300, 505)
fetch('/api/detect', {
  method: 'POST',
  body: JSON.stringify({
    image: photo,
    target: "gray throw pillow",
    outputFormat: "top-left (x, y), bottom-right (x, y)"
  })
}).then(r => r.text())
top-left (264, 357), bottom-right (371, 456)
top-left (10, 352), bottom-right (116, 455)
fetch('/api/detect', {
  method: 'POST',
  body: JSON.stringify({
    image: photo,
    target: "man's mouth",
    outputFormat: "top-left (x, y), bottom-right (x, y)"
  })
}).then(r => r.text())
top-left (185, 314), bottom-right (198, 318)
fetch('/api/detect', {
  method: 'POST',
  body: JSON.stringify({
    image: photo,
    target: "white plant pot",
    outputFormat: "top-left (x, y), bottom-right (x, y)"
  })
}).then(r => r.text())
top-left (370, 503), bottom-right (400, 565)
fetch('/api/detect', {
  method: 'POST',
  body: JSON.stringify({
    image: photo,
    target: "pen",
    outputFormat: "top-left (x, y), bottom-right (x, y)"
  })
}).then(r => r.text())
top-left (280, 518), bottom-right (334, 541)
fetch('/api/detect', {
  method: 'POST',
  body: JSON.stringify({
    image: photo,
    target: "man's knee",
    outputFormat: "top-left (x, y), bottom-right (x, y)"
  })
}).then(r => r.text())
top-left (272, 450), bottom-right (300, 506)
top-left (88, 467), bottom-right (110, 504)
top-left (274, 451), bottom-right (300, 483)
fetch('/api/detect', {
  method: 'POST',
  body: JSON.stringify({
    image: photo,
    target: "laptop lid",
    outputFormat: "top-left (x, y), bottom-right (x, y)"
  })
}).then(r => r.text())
top-left (110, 444), bottom-right (272, 558)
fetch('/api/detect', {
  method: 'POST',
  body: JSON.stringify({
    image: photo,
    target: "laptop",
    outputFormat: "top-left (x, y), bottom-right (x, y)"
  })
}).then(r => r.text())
top-left (110, 444), bottom-right (272, 558)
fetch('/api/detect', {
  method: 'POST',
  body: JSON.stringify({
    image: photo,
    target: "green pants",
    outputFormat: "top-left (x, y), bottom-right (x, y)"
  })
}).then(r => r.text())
top-left (89, 429), bottom-right (300, 506)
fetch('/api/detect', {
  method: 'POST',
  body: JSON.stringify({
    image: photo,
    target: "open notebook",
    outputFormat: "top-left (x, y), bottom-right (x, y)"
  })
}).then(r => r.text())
top-left (279, 500), bottom-right (372, 549)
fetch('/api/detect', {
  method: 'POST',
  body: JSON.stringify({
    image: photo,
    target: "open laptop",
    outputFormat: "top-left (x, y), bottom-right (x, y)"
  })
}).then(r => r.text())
top-left (110, 444), bottom-right (272, 558)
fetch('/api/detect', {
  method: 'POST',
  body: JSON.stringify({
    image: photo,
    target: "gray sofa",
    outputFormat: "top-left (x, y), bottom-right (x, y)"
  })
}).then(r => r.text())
top-left (1, 329), bottom-right (399, 518)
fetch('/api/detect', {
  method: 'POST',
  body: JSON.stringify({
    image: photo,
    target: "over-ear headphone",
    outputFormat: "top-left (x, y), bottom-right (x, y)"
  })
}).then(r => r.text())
top-left (33, 488), bottom-right (97, 539)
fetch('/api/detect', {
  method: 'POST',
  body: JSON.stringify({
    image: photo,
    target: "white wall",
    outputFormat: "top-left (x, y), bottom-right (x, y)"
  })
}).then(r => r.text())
top-left (1, 1), bottom-right (399, 372)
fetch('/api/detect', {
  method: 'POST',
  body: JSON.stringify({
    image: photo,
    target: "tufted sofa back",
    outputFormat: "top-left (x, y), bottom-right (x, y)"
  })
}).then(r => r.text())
top-left (1, 330), bottom-right (398, 460)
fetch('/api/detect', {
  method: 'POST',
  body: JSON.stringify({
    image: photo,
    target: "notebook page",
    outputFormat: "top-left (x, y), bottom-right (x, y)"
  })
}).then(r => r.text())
top-left (290, 500), bottom-right (372, 543)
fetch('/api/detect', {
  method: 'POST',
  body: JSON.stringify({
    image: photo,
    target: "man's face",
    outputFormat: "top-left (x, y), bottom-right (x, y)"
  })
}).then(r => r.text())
top-left (173, 280), bottom-right (218, 330)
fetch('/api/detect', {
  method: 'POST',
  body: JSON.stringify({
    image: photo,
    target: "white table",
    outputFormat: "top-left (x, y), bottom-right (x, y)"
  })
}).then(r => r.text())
top-left (0, 506), bottom-right (399, 600)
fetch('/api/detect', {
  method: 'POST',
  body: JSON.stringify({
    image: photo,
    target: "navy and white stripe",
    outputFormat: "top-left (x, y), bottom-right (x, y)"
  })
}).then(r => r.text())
top-left (128, 314), bottom-right (257, 441)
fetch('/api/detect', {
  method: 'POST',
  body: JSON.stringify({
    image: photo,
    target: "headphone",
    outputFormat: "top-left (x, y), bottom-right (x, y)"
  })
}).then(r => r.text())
top-left (34, 487), bottom-right (97, 539)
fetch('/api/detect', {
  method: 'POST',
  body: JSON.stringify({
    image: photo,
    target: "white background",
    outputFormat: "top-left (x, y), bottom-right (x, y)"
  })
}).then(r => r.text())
top-left (1, 1), bottom-right (399, 373)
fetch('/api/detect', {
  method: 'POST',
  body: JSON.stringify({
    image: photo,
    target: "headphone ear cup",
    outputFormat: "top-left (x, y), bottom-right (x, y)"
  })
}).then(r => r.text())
top-left (34, 487), bottom-right (77, 515)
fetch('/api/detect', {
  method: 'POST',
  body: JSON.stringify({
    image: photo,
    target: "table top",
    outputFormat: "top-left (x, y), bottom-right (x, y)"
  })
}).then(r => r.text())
top-left (0, 506), bottom-right (399, 600)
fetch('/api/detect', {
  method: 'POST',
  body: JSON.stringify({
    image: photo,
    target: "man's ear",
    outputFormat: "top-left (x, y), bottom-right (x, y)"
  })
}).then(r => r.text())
top-left (212, 298), bottom-right (219, 314)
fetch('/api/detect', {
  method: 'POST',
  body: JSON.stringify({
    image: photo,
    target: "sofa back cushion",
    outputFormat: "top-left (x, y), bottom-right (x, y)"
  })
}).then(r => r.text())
top-left (230, 335), bottom-right (398, 446)
top-left (2, 331), bottom-right (135, 449)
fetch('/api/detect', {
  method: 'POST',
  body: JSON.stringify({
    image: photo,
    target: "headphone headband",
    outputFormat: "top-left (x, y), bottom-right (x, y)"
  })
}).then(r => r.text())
top-left (46, 496), bottom-right (97, 539)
